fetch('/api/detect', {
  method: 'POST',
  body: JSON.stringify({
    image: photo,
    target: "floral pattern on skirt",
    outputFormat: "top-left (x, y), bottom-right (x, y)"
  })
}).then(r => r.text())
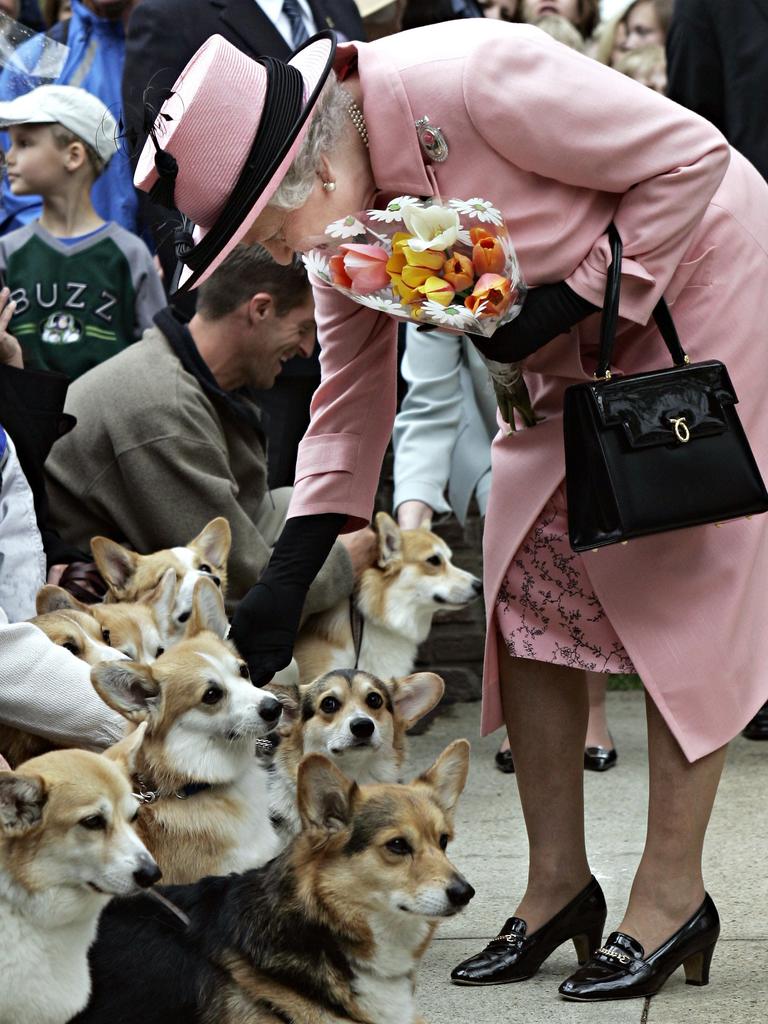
top-left (496, 487), bottom-right (636, 674)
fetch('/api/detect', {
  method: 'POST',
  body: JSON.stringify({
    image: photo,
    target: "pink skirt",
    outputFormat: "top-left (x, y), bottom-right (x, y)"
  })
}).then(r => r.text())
top-left (495, 486), bottom-right (636, 674)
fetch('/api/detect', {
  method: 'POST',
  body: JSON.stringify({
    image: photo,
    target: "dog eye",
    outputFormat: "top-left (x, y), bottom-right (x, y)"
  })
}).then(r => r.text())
top-left (155, 647), bottom-right (165, 658)
top-left (366, 692), bottom-right (383, 709)
top-left (439, 833), bottom-right (449, 851)
top-left (239, 663), bottom-right (250, 679)
top-left (386, 837), bottom-right (412, 856)
top-left (199, 563), bottom-right (212, 574)
top-left (202, 685), bottom-right (224, 705)
top-left (62, 641), bottom-right (80, 655)
top-left (101, 628), bottom-right (111, 645)
top-left (80, 814), bottom-right (107, 831)
top-left (320, 696), bottom-right (340, 714)
top-left (178, 611), bottom-right (191, 623)
top-left (426, 554), bottom-right (442, 566)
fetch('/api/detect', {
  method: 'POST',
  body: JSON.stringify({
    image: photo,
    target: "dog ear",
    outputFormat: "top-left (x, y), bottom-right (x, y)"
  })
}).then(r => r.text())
top-left (143, 568), bottom-right (176, 628)
top-left (190, 517), bottom-right (231, 572)
top-left (418, 739), bottom-right (470, 816)
top-left (102, 722), bottom-right (148, 774)
top-left (36, 584), bottom-right (90, 616)
top-left (297, 754), bottom-right (357, 833)
top-left (185, 577), bottom-right (229, 640)
top-left (0, 773), bottom-right (48, 835)
top-left (393, 672), bottom-right (445, 728)
top-left (375, 511), bottom-right (402, 567)
top-left (91, 662), bottom-right (160, 723)
top-left (91, 537), bottom-right (139, 597)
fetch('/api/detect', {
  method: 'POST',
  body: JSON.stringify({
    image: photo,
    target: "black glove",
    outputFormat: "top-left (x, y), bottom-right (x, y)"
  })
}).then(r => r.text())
top-left (230, 513), bottom-right (345, 684)
top-left (471, 281), bottom-right (598, 363)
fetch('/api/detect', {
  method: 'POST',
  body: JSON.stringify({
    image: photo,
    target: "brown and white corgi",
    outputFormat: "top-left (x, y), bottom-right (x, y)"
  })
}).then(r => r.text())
top-left (90, 577), bottom-right (284, 885)
top-left (91, 517), bottom-right (231, 640)
top-left (269, 668), bottom-right (445, 838)
top-left (72, 740), bottom-right (474, 1024)
top-left (294, 512), bottom-right (482, 684)
top-left (0, 729), bottom-right (160, 1024)
top-left (37, 568), bottom-right (177, 664)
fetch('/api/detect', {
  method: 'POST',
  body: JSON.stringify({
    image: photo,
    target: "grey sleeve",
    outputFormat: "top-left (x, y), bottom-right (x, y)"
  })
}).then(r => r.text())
top-left (0, 620), bottom-right (124, 750)
top-left (133, 248), bottom-right (167, 337)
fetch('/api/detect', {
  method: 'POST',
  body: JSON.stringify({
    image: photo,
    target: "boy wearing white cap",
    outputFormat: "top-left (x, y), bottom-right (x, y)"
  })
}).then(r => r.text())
top-left (0, 84), bottom-right (164, 379)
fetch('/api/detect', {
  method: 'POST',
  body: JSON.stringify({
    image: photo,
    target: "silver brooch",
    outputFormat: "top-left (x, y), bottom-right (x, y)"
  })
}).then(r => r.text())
top-left (415, 116), bottom-right (449, 163)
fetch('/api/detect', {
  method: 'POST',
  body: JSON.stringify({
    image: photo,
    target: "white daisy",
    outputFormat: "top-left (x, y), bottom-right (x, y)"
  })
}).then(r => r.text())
top-left (325, 215), bottom-right (366, 239)
top-left (345, 290), bottom-right (395, 312)
top-left (367, 196), bottom-right (420, 223)
top-left (420, 299), bottom-right (482, 331)
top-left (302, 250), bottom-right (331, 283)
top-left (449, 197), bottom-right (504, 226)
top-left (368, 296), bottom-right (407, 315)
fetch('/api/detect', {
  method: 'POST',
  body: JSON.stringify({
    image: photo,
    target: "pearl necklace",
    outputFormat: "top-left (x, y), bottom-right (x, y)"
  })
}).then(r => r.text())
top-left (342, 88), bottom-right (369, 149)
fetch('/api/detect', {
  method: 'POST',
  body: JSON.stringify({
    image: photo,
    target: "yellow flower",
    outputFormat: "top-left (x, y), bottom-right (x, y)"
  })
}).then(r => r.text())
top-left (417, 276), bottom-right (456, 307)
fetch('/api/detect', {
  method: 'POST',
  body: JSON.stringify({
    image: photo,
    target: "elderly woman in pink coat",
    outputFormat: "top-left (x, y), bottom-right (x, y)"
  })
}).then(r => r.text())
top-left (135, 19), bottom-right (768, 1003)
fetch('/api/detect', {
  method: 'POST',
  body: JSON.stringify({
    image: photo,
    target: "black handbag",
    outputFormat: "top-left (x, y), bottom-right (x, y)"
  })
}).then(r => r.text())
top-left (563, 224), bottom-right (768, 552)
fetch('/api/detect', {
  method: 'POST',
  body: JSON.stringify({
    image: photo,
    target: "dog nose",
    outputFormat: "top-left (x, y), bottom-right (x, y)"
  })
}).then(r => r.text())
top-left (134, 857), bottom-right (162, 889)
top-left (446, 877), bottom-right (475, 908)
top-left (210, 575), bottom-right (221, 587)
top-left (472, 578), bottom-right (482, 595)
top-left (350, 717), bottom-right (375, 739)
top-left (259, 697), bottom-right (282, 723)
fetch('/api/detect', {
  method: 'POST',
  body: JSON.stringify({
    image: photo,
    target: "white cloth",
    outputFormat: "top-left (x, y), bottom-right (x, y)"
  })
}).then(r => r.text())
top-left (257, 0), bottom-right (316, 47)
top-left (0, 434), bottom-right (46, 623)
top-left (0, 606), bottom-right (124, 752)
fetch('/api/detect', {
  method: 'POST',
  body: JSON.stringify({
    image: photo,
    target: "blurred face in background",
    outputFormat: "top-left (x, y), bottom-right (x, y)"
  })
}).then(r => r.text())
top-left (477, 0), bottom-right (516, 19)
top-left (521, 0), bottom-right (579, 25)
top-left (83, 0), bottom-right (136, 18)
top-left (624, 0), bottom-right (664, 50)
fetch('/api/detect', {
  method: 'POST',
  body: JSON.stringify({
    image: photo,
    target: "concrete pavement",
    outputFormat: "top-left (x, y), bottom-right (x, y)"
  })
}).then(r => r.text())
top-left (405, 692), bottom-right (767, 1024)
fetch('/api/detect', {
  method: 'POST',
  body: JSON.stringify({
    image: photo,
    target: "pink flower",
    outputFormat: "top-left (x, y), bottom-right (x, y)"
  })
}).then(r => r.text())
top-left (337, 243), bottom-right (390, 294)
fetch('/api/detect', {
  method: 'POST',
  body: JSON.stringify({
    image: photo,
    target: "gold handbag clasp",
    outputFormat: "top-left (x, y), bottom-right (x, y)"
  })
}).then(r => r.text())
top-left (669, 416), bottom-right (690, 443)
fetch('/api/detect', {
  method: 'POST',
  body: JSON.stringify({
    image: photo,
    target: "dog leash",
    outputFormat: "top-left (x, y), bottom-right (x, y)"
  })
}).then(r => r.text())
top-left (348, 593), bottom-right (364, 670)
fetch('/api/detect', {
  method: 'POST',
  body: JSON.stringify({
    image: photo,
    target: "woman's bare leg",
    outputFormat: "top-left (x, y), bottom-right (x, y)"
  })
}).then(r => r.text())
top-left (499, 635), bottom-right (592, 932)
top-left (585, 672), bottom-right (612, 750)
top-left (616, 692), bottom-right (727, 953)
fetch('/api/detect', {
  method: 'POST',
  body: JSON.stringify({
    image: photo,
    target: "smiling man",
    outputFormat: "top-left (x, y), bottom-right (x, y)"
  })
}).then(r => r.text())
top-left (44, 243), bottom-right (370, 612)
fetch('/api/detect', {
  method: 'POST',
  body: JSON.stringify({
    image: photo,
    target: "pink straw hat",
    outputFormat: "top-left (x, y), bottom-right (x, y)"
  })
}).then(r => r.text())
top-left (134, 31), bottom-right (336, 290)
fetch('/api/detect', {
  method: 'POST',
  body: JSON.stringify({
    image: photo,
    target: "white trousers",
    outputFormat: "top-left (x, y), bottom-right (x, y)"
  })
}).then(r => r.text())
top-left (0, 434), bottom-right (46, 622)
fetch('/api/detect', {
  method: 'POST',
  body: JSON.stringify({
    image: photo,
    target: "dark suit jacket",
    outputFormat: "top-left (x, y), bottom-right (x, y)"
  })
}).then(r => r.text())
top-left (122, 0), bottom-right (364, 164)
top-left (667, 0), bottom-right (768, 182)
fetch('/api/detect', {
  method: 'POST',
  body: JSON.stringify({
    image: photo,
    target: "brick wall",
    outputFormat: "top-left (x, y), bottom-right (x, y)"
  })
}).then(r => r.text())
top-left (375, 448), bottom-right (485, 708)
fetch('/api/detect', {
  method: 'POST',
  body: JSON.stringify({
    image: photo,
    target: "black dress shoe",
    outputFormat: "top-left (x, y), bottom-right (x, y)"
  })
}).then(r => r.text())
top-left (584, 746), bottom-right (617, 772)
top-left (558, 894), bottom-right (720, 1001)
top-left (743, 701), bottom-right (768, 740)
top-left (450, 876), bottom-right (606, 986)
top-left (495, 748), bottom-right (515, 774)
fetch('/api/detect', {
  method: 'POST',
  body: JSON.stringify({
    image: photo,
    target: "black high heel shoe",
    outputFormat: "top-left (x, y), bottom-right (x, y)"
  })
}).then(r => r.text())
top-left (450, 876), bottom-right (606, 986)
top-left (583, 745), bottom-right (617, 772)
top-left (558, 893), bottom-right (720, 1001)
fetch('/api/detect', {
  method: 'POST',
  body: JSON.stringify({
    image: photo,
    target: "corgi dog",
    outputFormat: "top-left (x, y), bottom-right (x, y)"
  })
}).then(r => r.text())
top-left (0, 604), bottom-right (130, 769)
top-left (294, 512), bottom-right (482, 684)
top-left (0, 729), bottom-right (160, 1024)
top-left (36, 568), bottom-right (177, 664)
top-left (91, 517), bottom-right (231, 640)
top-left (72, 740), bottom-right (473, 1024)
top-left (90, 577), bottom-right (284, 885)
top-left (269, 668), bottom-right (445, 838)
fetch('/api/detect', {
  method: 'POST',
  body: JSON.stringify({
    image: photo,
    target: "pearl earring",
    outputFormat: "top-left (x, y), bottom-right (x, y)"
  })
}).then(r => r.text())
top-left (322, 180), bottom-right (336, 192)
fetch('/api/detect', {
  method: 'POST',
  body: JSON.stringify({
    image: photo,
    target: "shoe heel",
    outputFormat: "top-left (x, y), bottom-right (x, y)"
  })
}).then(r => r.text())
top-left (683, 942), bottom-right (716, 986)
top-left (572, 924), bottom-right (603, 965)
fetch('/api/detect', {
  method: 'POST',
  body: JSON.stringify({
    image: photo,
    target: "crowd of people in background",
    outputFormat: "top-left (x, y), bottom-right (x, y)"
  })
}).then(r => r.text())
top-left (1, 0), bottom-right (768, 763)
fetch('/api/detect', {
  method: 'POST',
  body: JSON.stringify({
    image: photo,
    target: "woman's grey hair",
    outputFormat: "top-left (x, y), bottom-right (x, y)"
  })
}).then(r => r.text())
top-left (269, 72), bottom-right (351, 211)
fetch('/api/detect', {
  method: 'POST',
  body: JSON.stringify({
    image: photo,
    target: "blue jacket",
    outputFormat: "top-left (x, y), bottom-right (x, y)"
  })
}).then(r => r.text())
top-left (0, 0), bottom-right (137, 234)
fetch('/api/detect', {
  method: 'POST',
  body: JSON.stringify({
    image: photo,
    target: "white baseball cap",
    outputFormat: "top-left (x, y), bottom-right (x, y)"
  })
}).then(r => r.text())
top-left (0, 84), bottom-right (118, 164)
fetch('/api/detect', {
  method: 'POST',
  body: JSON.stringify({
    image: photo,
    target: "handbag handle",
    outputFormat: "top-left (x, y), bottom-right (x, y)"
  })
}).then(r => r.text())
top-left (595, 223), bottom-right (689, 380)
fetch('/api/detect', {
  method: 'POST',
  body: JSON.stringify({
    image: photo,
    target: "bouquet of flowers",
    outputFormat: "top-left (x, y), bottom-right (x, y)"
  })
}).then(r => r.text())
top-left (304, 196), bottom-right (537, 430)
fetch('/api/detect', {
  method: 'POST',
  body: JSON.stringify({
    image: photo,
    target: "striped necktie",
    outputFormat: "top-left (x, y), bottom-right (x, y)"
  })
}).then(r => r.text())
top-left (282, 0), bottom-right (310, 49)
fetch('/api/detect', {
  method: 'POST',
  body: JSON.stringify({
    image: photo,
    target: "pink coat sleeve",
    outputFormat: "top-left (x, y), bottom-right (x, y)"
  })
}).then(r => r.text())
top-left (463, 32), bottom-right (730, 324)
top-left (288, 277), bottom-right (399, 529)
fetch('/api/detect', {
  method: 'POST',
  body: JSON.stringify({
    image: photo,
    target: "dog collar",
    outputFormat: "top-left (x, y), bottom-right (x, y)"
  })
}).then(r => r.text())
top-left (133, 774), bottom-right (213, 803)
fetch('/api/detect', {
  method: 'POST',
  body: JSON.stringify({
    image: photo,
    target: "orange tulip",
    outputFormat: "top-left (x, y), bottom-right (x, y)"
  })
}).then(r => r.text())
top-left (472, 236), bottom-right (506, 276)
top-left (465, 273), bottom-right (513, 318)
top-left (469, 226), bottom-right (493, 245)
top-left (417, 275), bottom-right (456, 307)
top-left (442, 252), bottom-right (474, 292)
top-left (330, 254), bottom-right (353, 289)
